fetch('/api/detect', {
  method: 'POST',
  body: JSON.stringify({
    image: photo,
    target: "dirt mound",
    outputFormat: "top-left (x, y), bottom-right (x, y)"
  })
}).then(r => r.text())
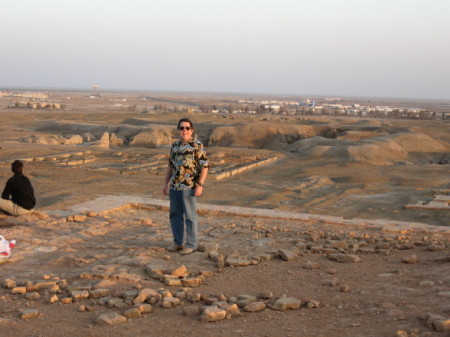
top-left (389, 132), bottom-right (449, 153)
top-left (208, 123), bottom-right (337, 150)
top-left (287, 129), bottom-right (449, 164)
top-left (287, 135), bottom-right (408, 164)
top-left (347, 139), bottom-right (408, 163)
top-left (129, 127), bottom-right (174, 148)
top-left (337, 130), bottom-right (381, 141)
top-left (36, 121), bottom-right (175, 147)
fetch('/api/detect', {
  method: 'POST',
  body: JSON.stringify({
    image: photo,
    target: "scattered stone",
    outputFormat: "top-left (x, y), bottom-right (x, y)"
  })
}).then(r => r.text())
top-left (278, 249), bottom-right (298, 261)
top-left (71, 290), bottom-right (89, 301)
top-left (183, 305), bottom-right (200, 317)
top-left (204, 295), bottom-right (219, 305)
top-left (340, 284), bottom-right (351, 292)
top-left (325, 277), bottom-right (340, 286)
top-left (123, 307), bottom-right (141, 318)
top-left (200, 271), bottom-right (214, 279)
top-left (271, 296), bottom-right (302, 311)
top-left (73, 215), bottom-right (87, 222)
top-left (216, 255), bottom-right (225, 268)
top-left (424, 313), bottom-right (450, 331)
top-left (107, 298), bottom-right (127, 309)
top-left (93, 279), bottom-right (117, 289)
top-left (61, 297), bottom-right (73, 304)
top-left (225, 256), bottom-right (251, 267)
top-left (433, 317), bottom-right (450, 331)
top-left (48, 295), bottom-right (58, 303)
top-left (259, 253), bottom-right (275, 261)
top-left (328, 253), bottom-right (361, 263)
top-left (90, 288), bottom-right (110, 298)
top-left (133, 288), bottom-right (159, 304)
top-left (171, 265), bottom-right (187, 277)
top-left (305, 299), bottom-right (320, 308)
top-left (244, 301), bottom-right (266, 312)
top-left (20, 309), bottom-right (39, 319)
top-left (259, 291), bottom-right (273, 299)
top-left (303, 261), bottom-right (320, 270)
top-left (181, 277), bottom-right (203, 287)
top-left (395, 330), bottom-right (408, 337)
top-left (236, 295), bottom-right (257, 308)
top-left (186, 291), bottom-right (202, 302)
top-left (401, 254), bottom-right (418, 264)
top-left (12, 287), bottom-right (27, 295)
top-left (174, 290), bottom-right (187, 299)
top-left (35, 281), bottom-right (57, 290)
top-left (198, 242), bottom-right (219, 254)
top-left (200, 306), bottom-right (227, 322)
top-left (220, 303), bottom-right (241, 318)
top-left (48, 285), bottom-right (60, 294)
top-left (3, 279), bottom-right (17, 289)
top-left (332, 240), bottom-right (349, 250)
top-left (165, 278), bottom-right (182, 286)
top-left (161, 297), bottom-right (180, 308)
top-left (96, 312), bottom-right (127, 325)
top-left (24, 292), bottom-right (40, 301)
top-left (136, 304), bottom-right (153, 314)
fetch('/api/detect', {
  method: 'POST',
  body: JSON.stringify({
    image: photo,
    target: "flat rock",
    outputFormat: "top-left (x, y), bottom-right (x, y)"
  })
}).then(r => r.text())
top-left (401, 254), bottom-right (418, 264)
top-left (278, 249), bottom-right (298, 261)
top-left (200, 307), bottom-right (227, 322)
top-left (328, 253), bottom-right (361, 263)
top-left (244, 301), bottom-right (266, 312)
top-left (96, 312), bottom-right (127, 325)
top-left (20, 309), bottom-right (39, 319)
top-left (271, 296), bottom-right (302, 311)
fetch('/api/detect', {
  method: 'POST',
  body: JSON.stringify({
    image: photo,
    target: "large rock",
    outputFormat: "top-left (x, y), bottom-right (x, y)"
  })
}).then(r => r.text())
top-left (96, 312), bottom-right (127, 325)
top-left (328, 253), bottom-right (361, 263)
top-left (200, 307), bottom-right (227, 322)
top-left (109, 133), bottom-right (124, 147)
top-left (133, 288), bottom-right (159, 304)
top-left (63, 135), bottom-right (83, 145)
top-left (130, 128), bottom-right (173, 148)
top-left (96, 132), bottom-right (110, 148)
top-left (271, 296), bottom-right (302, 311)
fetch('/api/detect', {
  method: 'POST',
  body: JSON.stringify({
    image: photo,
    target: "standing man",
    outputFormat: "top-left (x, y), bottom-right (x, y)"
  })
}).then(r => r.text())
top-left (162, 118), bottom-right (209, 255)
top-left (0, 160), bottom-right (36, 216)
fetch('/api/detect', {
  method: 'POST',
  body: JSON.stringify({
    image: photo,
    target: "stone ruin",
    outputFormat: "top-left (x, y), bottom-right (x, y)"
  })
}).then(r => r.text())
top-left (0, 198), bottom-right (449, 333)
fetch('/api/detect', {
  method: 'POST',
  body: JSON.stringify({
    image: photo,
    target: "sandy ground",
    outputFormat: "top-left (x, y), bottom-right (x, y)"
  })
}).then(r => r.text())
top-left (0, 97), bottom-right (449, 337)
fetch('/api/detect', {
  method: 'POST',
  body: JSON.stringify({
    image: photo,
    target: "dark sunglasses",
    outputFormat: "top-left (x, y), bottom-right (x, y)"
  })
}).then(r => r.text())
top-left (178, 126), bottom-right (191, 131)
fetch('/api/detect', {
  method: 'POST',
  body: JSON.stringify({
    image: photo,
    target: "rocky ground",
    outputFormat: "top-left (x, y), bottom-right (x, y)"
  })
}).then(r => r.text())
top-left (0, 204), bottom-right (449, 337)
top-left (0, 96), bottom-right (449, 336)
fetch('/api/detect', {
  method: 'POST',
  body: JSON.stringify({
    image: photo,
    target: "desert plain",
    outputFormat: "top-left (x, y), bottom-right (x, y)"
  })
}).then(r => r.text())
top-left (0, 91), bottom-right (449, 337)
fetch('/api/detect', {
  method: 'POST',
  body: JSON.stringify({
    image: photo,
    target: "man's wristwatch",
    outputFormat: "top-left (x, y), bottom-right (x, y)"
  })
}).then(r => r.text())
top-left (196, 182), bottom-right (204, 187)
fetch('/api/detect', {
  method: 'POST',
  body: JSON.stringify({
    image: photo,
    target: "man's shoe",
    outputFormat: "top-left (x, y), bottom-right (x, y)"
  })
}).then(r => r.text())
top-left (167, 244), bottom-right (183, 252)
top-left (179, 247), bottom-right (194, 255)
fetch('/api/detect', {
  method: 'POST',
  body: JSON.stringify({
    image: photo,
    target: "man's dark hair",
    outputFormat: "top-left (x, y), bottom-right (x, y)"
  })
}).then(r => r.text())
top-left (11, 160), bottom-right (24, 174)
top-left (177, 118), bottom-right (194, 130)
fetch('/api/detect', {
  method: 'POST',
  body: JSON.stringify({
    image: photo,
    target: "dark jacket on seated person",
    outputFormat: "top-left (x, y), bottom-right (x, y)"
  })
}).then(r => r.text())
top-left (2, 174), bottom-right (36, 210)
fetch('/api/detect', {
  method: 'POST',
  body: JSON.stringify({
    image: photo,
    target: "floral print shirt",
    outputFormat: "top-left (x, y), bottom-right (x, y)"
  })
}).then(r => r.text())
top-left (169, 138), bottom-right (209, 191)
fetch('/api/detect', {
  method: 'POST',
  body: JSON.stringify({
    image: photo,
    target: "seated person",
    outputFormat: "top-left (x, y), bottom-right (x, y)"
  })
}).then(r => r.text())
top-left (0, 160), bottom-right (36, 216)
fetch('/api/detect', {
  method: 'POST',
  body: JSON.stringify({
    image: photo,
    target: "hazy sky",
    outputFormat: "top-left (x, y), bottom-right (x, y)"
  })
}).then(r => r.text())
top-left (1, 0), bottom-right (449, 99)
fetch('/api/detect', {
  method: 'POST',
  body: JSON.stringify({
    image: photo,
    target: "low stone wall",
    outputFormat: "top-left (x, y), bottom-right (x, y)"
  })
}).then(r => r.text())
top-left (210, 156), bottom-right (277, 180)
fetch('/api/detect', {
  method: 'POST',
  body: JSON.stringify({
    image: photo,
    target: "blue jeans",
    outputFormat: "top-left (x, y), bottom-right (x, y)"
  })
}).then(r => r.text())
top-left (169, 189), bottom-right (198, 249)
